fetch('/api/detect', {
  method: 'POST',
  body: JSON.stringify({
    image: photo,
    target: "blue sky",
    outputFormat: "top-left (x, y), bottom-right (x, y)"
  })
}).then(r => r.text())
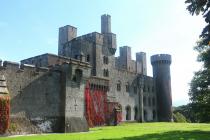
top-left (0, 0), bottom-right (205, 106)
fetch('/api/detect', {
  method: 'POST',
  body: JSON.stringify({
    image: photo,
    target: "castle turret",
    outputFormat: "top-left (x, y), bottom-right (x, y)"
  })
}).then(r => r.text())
top-left (119, 46), bottom-right (131, 70)
top-left (101, 14), bottom-right (117, 54)
top-left (151, 54), bottom-right (172, 122)
top-left (58, 25), bottom-right (77, 56)
top-left (101, 14), bottom-right (111, 34)
top-left (136, 52), bottom-right (147, 75)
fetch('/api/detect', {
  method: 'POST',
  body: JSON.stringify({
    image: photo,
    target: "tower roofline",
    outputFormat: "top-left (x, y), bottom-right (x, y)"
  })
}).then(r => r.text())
top-left (151, 54), bottom-right (171, 64)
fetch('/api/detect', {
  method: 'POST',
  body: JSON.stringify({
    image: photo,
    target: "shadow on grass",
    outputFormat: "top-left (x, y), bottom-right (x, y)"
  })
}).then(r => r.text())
top-left (101, 130), bottom-right (210, 140)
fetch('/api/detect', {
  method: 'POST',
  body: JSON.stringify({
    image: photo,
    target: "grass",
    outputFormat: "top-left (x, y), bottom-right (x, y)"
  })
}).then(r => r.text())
top-left (1, 122), bottom-right (210, 140)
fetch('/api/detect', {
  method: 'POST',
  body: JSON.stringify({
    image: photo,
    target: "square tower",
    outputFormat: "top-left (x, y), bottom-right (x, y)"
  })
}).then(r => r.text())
top-left (101, 14), bottom-right (111, 34)
top-left (58, 25), bottom-right (77, 56)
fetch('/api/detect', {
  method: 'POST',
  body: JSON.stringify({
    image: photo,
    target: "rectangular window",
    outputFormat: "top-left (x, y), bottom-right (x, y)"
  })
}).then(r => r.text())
top-left (103, 69), bottom-right (109, 77)
top-left (117, 83), bottom-right (121, 91)
top-left (103, 56), bottom-right (109, 64)
top-left (126, 84), bottom-right (129, 92)
top-left (86, 55), bottom-right (90, 62)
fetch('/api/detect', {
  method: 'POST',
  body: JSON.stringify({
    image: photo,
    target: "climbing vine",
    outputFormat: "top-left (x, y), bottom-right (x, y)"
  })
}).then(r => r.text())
top-left (85, 83), bottom-right (122, 127)
top-left (0, 95), bottom-right (10, 134)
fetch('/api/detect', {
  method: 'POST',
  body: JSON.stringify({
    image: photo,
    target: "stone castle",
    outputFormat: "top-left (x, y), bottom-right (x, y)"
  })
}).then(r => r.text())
top-left (0, 14), bottom-right (172, 133)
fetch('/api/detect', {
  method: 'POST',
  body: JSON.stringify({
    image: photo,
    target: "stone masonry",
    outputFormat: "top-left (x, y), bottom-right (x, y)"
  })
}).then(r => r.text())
top-left (0, 14), bottom-right (172, 133)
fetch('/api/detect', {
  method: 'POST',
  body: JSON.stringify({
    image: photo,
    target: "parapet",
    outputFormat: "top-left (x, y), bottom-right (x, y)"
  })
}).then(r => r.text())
top-left (74, 32), bottom-right (103, 45)
top-left (0, 60), bottom-right (50, 73)
top-left (151, 54), bottom-right (172, 65)
top-left (3, 61), bottom-right (19, 68)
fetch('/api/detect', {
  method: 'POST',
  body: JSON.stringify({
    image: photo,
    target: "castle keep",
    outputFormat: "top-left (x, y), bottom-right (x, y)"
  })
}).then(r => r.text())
top-left (0, 14), bottom-right (172, 133)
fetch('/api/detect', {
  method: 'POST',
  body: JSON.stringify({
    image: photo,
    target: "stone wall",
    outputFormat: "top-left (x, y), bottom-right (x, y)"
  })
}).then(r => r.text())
top-left (0, 61), bottom-right (63, 132)
top-left (0, 59), bottom-right (91, 133)
top-left (108, 68), bottom-right (157, 122)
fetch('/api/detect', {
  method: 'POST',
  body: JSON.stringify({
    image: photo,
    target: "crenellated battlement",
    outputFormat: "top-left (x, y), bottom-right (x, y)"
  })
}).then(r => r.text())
top-left (0, 60), bottom-right (50, 74)
top-left (73, 32), bottom-right (104, 45)
top-left (3, 61), bottom-right (19, 68)
top-left (151, 54), bottom-right (172, 65)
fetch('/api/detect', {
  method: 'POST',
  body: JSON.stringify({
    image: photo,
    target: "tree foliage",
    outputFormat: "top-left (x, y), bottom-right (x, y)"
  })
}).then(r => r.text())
top-left (186, 0), bottom-right (210, 47)
top-left (185, 0), bottom-right (210, 122)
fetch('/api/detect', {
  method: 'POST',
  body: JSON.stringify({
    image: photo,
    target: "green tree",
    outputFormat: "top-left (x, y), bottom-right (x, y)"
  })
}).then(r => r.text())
top-left (186, 0), bottom-right (210, 47)
top-left (185, 0), bottom-right (210, 122)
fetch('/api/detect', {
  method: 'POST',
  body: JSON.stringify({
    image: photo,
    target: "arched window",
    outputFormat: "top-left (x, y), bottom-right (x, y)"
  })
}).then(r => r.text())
top-left (126, 82), bottom-right (130, 92)
top-left (117, 81), bottom-right (121, 91)
top-left (144, 110), bottom-right (147, 121)
top-left (126, 105), bottom-right (131, 120)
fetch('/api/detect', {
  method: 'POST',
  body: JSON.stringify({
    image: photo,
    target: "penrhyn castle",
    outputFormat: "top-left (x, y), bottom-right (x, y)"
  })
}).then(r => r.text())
top-left (0, 14), bottom-right (172, 133)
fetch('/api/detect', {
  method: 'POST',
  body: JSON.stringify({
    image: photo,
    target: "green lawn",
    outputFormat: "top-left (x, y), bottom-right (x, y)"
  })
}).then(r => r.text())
top-left (1, 123), bottom-right (210, 140)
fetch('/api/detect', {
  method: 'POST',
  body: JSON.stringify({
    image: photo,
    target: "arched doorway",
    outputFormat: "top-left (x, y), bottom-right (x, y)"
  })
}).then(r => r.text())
top-left (134, 106), bottom-right (138, 120)
top-left (153, 110), bottom-right (156, 120)
top-left (144, 110), bottom-right (147, 121)
top-left (125, 105), bottom-right (131, 120)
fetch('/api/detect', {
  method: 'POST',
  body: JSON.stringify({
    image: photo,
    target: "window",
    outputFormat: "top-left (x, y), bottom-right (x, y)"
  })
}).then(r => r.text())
top-left (153, 110), bottom-right (156, 120)
top-left (117, 81), bottom-right (121, 91)
top-left (148, 86), bottom-right (150, 92)
top-left (73, 69), bottom-right (83, 83)
top-left (86, 54), bottom-right (90, 62)
top-left (134, 86), bottom-right (137, 94)
top-left (126, 83), bottom-right (130, 92)
top-left (134, 106), bottom-right (138, 120)
top-left (103, 69), bottom-right (109, 77)
top-left (103, 56), bottom-right (108, 64)
top-left (144, 110), bottom-right (147, 121)
top-left (126, 106), bottom-right (131, 120)
top-left (74, 55), bottom-right (78, 59)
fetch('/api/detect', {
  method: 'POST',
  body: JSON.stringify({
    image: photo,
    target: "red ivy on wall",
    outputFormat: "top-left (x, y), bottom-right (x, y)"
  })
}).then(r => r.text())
top-left (0, 96), bottom-right (10, 134)
top-left (85, 83), bottom-right (122, 127)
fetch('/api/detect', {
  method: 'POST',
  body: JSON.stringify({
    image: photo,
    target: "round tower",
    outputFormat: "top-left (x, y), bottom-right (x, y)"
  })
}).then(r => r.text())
top-left (151, 54), bottom-right (172, 122)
